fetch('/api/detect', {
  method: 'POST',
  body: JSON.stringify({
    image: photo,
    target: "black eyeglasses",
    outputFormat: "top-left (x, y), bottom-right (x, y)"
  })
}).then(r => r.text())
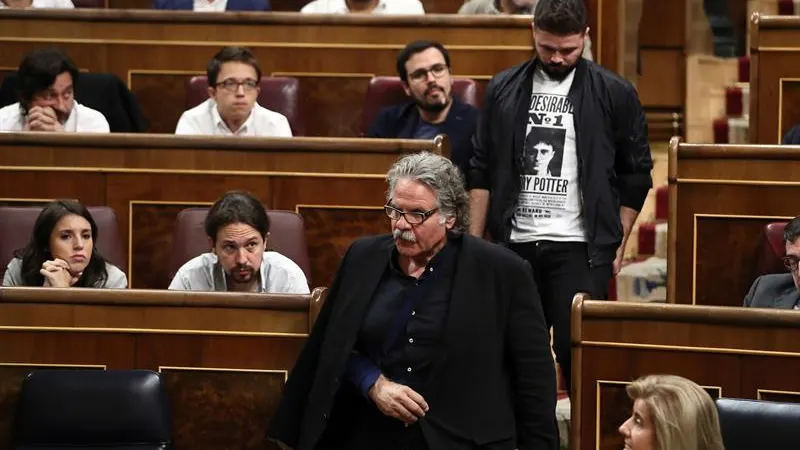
top-left (783, 256), bottom-right (800, 272)
top-left (384, 204), bottom-right (439, 225)
top-left (408, 64), bottom-right (449, 83)
top-left (216, 79), bottom-right (259, 92)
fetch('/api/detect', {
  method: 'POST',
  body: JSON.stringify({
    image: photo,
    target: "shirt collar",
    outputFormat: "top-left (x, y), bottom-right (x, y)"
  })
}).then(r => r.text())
top-left (210, 100), bottom-right (255, 135)
top-left (215, 253), bottom-right (267, 292)
top-left (389, 233), bottom-right (460, 277)
top-left (336, 0), bottom-right (388, 13)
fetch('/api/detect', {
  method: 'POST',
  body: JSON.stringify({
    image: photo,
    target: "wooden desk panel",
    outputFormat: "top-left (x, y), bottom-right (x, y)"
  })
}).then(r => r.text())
top-left (0, 288), bottom-right (322, 450)
top-left (0, 133), bottom-right (443, 288)
top-left (749, 14), bottom-right (800, 144)
top-left (0, 8), bottom-right (622, 135)
top-left (667, 138), bottom-right (800, 306)
top-left (572, 298), bottom-right (800, 450)
top-left (111, 0), bottom-right (467, 13)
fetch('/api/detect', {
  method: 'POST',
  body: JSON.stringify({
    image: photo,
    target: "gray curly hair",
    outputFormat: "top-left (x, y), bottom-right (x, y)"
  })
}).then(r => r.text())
top-left (385, 151), bottom-right (470, 234)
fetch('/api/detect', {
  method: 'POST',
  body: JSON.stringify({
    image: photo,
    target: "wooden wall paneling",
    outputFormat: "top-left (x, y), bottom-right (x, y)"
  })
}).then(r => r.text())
top-left (741, 356), bottom-right (800, 403)
top-left (572, 299), bottom-right (800, 450)
top-left (580, 348), bottom-right (732, 450)
top-left (297, 205), bottom-right (387, 286)
top-left (159, 366), bottom-right (287, 450)
top-left (270, 72), bottom-right (374, 137)
top-left (129, 71), bottom-right (202, 134)
top-left (668, 139), bottom-right (800, 305)
top-left (0, 133), bottom-right (440, 288)
top-left (0, 10), bottom-right (621, 134)
top-left (108, 172), bottom-right (274, 288)
top-left (0, 289), bottom-right (316, 450)
top-left (748, 15), bottom-right (800, 143)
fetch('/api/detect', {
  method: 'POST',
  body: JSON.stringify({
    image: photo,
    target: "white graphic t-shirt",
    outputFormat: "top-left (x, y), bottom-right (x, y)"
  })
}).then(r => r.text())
top-left (510, 66), bottom-right (587, 243)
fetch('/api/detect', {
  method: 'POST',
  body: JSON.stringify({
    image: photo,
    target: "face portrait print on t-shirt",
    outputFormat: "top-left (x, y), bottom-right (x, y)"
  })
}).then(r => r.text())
top-left (518, 93), bottom-right (571, 220)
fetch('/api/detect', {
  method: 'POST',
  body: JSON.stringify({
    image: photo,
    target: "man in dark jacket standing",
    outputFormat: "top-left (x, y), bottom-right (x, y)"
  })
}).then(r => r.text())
top-left (468, 0), bottom-right (653, 394)
top-left (269, 152), bottom-right (557, 450)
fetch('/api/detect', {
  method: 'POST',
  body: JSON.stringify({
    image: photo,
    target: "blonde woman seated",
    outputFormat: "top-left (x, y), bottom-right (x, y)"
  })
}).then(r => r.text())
top-left (619, 374), bottom-right (725, 450)
top-left (2, 200), bottom-right (127, 288)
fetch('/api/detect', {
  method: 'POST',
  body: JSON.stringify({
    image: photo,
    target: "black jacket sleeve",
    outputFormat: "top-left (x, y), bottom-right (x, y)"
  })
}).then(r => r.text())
top-left (267, 244), bottom-right (353, 448)
top-left (612, 83), bottom-right (653, 211)
top-left (507, 259), bottom-right (558, 450)
top-left (367, 108), bottom-right (392, 138)
top-left (469, 77), bottom-right (496, 191)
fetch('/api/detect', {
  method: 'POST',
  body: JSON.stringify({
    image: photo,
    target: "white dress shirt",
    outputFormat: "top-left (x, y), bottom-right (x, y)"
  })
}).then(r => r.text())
top-left (174, 98), bottom-right (293, 137)
top-left (168, 251), bottom-right (310, 294)
top-left (0, 0), bottom-right (74, 8)
top-left (300, 0), bottom-right (424, 14)
top-left (192, 0), bottom-right (227, 11)
top-left (0, 101), bottom-right (110, 133)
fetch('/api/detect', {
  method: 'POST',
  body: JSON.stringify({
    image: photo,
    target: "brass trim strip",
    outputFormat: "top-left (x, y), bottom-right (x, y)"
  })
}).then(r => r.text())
top-left (158, 365), bottom-right (289, 382)
top-left (295, 204), bottom-right (384, 213)
top-left (675, 178), bottom-right (800, 186)
top-left (0, 37), bottom-right (532, 52)
top-left (270, 71), bottom-right (375, 78)
top-left (757, 388), bottom-right (800, 400)
top-left (0, 165), bottom-right (385, 178)
top-left (581, 340), bottom-right (800, 357)
top-left (0, 325), bottom-right (309, 337)
top-left (0, 362), bottom-right (107, 369)
top-left (0, 197), bottom-right (58, 203)
top-left (757, 47), bottom-right (800, 52)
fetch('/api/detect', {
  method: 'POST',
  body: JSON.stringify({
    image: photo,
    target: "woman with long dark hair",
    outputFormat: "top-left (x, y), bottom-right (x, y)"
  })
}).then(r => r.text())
top-left (2, 200), bottom-right (127, 288)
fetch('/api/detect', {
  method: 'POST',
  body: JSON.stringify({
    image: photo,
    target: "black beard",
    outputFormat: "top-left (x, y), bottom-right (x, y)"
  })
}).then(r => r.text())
top-left (542, 63), bottom-right (576, 81)
top-left (415, 96), bottom-right (450, 113)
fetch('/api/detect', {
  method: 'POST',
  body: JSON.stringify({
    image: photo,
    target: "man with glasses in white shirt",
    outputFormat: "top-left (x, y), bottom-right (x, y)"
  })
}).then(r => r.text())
top-left (175, 47), bottom-right (292, 137)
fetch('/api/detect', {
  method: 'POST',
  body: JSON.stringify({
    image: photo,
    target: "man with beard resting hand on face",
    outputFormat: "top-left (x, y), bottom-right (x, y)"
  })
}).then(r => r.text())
top-left (0, 48), bottom-right (109, 133)
top-left (168, 191), bottom-right (309, 294)
top-left (367, 41), bottom-right (478, 184)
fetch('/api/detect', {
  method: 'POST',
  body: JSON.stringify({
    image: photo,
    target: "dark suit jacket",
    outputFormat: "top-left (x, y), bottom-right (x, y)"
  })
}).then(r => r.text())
top-left (153, 0), bottom-right (270, 10)
top-left (269, 234), bottom-right (557, 450)
top-left (784, 124), bottom-right (800, 145)
top-left (0, 73), bottom-right (149, 133)
top-left (367, 98), bottom-right (478, 184)
top-left (743, 273), bottom-right (799, 309)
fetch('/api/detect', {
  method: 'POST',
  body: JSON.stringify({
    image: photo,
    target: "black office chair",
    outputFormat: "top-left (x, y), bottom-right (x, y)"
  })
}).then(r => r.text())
top-left (12, 370), bottom-right (172, 450)
top-left (716, 397), bottom-right (800, 450)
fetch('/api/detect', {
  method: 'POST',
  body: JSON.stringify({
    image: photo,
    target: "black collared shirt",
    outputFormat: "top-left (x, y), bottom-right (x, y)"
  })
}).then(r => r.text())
top-left (354, 236), bottom-right (460, 395)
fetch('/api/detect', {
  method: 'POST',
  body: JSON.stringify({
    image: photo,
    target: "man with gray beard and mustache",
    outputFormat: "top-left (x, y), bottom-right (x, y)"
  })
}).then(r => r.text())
top-left (270, 152), bottom-right (557, 450)
top-left (367, 41), bottom-right (479, 186)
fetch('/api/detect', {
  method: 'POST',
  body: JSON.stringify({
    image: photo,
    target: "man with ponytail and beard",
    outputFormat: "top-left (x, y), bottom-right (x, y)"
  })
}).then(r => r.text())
top-left (270, 152), bottom-right (557, 450)
top-left (168, 190), bottom-right (309, 294)
top-left (367, 41), bottom-right (478, 184)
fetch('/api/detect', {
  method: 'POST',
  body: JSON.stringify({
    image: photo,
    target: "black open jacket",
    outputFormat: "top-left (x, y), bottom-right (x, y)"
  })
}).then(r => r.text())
top-left (469, 57), bottom-right (653, 266)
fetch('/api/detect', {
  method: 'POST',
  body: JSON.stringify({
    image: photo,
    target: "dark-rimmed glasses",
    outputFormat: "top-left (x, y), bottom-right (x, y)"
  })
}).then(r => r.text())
top-left (384, 204), bottom-right (439, 225)
top-left (216, 79), bottom-right (259, 92)
top-left (408, 64), bottom-right (449, 83)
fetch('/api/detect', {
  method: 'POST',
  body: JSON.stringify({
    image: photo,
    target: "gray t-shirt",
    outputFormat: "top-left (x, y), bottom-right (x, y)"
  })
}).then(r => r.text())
top-left (167, 251), bottom-right (310, 294)
top-left (2, 258), bottom-right (128, 288)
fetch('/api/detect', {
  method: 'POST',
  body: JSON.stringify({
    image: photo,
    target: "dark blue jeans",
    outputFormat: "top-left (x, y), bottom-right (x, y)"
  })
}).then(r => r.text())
top-left (509, 241), bottom-right (612, 395)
